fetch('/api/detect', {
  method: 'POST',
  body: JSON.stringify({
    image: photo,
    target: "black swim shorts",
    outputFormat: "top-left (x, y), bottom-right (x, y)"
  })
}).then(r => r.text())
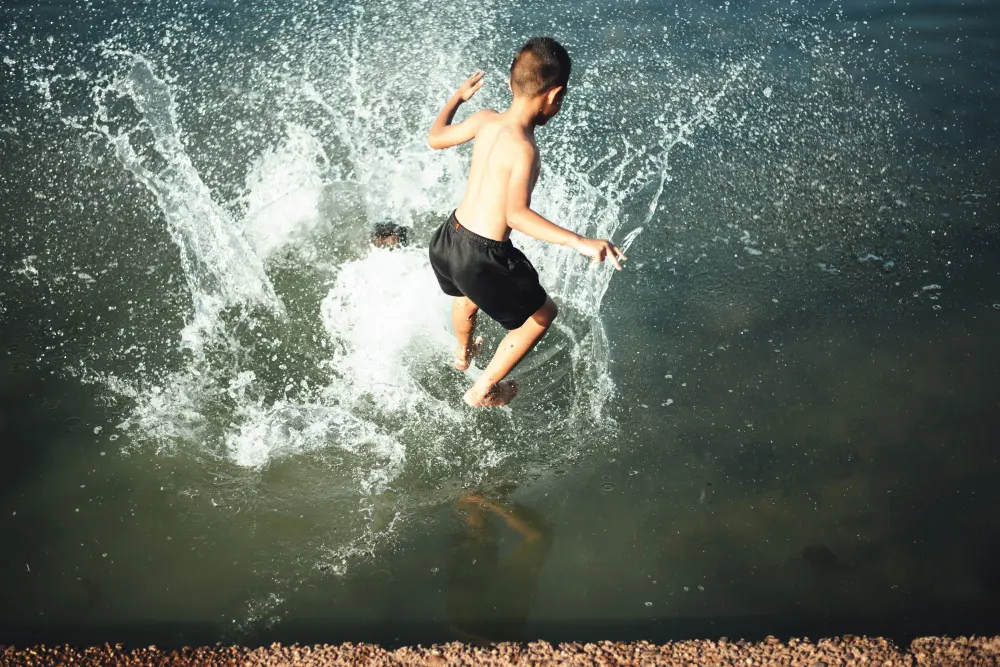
top-left (429, 211), bottom-right (548, 330)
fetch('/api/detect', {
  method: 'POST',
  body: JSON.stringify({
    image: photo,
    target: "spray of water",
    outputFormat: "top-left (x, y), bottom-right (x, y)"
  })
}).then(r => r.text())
top-left (95, 55), bottom-right (285, 355)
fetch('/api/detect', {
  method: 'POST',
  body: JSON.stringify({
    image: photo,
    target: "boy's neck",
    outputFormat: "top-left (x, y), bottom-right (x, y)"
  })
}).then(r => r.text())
top-left (505, 96), bottom-right (542, 132)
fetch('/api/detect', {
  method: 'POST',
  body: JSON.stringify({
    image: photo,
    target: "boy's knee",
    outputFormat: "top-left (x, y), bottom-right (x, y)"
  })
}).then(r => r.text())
top-left (458, 296), bottom-right (479, 314)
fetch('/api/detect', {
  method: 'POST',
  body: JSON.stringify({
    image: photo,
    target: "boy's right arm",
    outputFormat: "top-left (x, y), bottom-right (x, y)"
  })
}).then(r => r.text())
top-left (506, 144), bottom-right (626, 270)
top-left (427, 72), bottom-right (495, 150)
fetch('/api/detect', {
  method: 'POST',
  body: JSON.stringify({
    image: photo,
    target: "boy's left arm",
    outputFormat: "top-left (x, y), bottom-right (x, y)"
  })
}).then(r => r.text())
top-left (428, 72), bottom-right (495, 149)
top-left (506, 143), bottom-right (626, 270)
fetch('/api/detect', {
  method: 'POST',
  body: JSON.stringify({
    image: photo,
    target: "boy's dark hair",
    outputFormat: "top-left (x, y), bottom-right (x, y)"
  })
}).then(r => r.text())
top-left (371, 222), bottom-right (408, 248)
top-left (510, 37), bottom-right (571, 98)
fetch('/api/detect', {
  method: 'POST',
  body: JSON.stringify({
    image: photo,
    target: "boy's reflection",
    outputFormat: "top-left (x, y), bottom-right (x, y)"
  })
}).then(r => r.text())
top-left (446, 491), bottom-right (553, 645)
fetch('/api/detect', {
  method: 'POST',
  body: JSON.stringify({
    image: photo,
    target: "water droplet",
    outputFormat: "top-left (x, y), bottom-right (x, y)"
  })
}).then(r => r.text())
top-left (683, 586), bottom-right (690, 592)
top-left (601, 483), bottom-right (614, 492)
top-left (645, 601), bottom-right (653, 607)
top-left (64, 417), bottom-right (83, 430)
top-left (41, 398), bottom-right (61, 411)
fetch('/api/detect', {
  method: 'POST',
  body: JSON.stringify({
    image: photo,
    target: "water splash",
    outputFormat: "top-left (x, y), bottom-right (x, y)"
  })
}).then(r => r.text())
top-left (242, 124), bottom-right (330, 260)
top-left (94, 55), bottom-right (284, 355)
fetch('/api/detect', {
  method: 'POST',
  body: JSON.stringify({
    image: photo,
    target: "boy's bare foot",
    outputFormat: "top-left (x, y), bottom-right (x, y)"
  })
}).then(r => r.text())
top-left (464, 379), bottom-right (519, 407)
top-left (455, 337), bottom-right (483, 371)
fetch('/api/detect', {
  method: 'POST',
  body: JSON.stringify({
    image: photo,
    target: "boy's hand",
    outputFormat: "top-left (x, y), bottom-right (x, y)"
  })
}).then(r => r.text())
top-left (456, 72), bottom-right (485, 102)
top-left (573, 237), bottom-right (627, 270)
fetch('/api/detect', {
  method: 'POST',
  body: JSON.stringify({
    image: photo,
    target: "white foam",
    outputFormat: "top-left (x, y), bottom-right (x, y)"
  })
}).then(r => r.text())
top-left (319, 247), bottom-right (457, 415)
top-left (224, 398), bottom-right (405, 494)
top-left (243, 124), bottom-right (328, 258)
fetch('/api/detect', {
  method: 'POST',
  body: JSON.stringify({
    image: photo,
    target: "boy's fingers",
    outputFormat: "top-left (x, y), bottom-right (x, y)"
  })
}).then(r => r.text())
top-left (609, 242), bottom-right (627, 262)
top-left (605, 242), bottom-right (624, 270)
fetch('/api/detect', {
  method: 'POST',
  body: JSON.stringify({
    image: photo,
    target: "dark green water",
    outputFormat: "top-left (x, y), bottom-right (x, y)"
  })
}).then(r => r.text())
top-left (1, 0), bottom-right (998, 648)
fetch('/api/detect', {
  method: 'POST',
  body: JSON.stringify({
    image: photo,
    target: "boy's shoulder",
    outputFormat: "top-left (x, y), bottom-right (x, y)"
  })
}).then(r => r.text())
top-left (488, 123), bottom-right (537, 156)
top-left (470, 108), bottom-right (500, 127)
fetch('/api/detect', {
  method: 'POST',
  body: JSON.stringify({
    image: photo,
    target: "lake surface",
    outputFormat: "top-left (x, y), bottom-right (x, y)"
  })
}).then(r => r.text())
top-left (1, 0), bottom-right (998, 648)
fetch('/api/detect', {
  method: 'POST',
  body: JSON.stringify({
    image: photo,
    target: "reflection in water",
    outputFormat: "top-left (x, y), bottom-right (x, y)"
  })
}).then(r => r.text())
top-left (446, 492), bottom-right (552, 645)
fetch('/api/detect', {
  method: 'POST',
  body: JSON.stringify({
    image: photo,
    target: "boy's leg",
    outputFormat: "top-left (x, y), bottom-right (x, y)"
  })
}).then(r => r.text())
top-left (453, 296), bottom-right (482, 371)
top-left (464, 297), bottom-right (558, 407)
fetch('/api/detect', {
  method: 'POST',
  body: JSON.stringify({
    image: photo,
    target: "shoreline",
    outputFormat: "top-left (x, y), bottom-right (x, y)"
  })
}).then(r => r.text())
top-left (2, 636), bottom-right (999, 666)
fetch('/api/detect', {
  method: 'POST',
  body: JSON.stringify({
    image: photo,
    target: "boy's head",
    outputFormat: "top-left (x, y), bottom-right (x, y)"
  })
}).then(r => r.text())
top-left (371, 222), bottom-right (409, 249)
top-left (509, 37), bottom-right (571, 125)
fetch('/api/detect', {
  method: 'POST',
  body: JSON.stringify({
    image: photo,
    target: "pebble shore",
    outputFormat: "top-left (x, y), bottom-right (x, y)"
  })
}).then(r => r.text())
top-left (2, 636), bottom-right (999, 666)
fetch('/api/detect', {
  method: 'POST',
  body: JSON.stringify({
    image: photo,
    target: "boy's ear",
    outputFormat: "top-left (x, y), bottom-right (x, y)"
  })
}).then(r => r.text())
top-left (546, 86), bottom-right (565, 105)
top-left (508, 77), bottom-right (513, 94)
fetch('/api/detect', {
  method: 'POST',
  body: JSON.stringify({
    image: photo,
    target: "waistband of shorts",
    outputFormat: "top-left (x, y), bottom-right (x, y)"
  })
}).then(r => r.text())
top-left (449, 211), bottom-right (511, 250)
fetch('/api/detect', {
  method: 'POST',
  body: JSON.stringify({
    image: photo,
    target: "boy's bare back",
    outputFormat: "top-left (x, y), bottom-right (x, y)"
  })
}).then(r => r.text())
top-left (455, 114), bottom-right (538, 243)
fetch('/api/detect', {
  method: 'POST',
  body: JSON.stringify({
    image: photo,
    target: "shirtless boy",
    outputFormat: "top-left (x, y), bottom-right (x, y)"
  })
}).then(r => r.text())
top-left (427, 37), bottom-right (625, 407)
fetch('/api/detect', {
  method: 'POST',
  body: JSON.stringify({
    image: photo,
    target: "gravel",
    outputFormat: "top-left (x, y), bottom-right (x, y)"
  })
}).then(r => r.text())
top-left (2, 635), bottom-right (998, 666)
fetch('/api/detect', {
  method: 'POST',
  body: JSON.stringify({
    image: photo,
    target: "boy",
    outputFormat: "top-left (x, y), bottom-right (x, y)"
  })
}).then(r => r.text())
top-left (427, 37), bottom-right (625, 407)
